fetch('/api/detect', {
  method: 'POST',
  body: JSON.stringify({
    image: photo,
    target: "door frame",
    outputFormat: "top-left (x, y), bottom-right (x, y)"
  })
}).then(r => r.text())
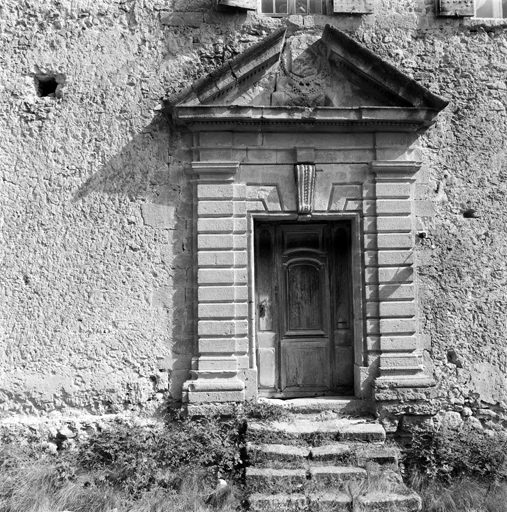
top-left (248, 211), bottom-right (365, 398)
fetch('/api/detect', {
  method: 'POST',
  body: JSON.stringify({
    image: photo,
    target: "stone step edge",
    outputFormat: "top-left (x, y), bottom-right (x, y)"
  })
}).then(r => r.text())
top-left (246, 466), bottom-right (367, 479)
top-left (249, 491), bottom-right (422, 511)
top-left (248, 442), bottom-right (400, 462)
top-left (248, 420), bottom-right (386, 442)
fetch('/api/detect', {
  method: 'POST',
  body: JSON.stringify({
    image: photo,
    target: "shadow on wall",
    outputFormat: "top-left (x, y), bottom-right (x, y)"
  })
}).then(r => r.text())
top-left (72, 113), bottom-right (194, 410)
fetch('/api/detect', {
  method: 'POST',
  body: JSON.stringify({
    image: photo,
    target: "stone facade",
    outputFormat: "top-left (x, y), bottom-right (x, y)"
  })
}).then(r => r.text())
top-left (1, 0), bottom-right (507, 436)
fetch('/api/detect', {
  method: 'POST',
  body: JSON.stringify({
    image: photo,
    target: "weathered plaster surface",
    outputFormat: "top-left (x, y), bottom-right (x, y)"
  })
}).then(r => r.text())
top-left (1, 0), bottom-right (507, 430)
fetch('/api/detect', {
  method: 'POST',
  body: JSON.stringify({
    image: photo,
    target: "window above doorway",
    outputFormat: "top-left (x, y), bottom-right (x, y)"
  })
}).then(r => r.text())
top-left (217, 0), bottom-right (373, 15)
top-left (261, 0), bottom-right (326, 15)
top-left (476, 0), bottom-right (507, 17)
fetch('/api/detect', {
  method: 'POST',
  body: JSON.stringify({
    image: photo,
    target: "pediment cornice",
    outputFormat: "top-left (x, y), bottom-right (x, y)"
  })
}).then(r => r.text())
top-left (165, 25), bottom-right (448, 132)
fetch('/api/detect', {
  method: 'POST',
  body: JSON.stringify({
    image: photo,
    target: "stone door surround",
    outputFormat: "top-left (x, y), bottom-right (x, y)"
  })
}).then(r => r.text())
top-left (169, 25), bottom-right (448, 405)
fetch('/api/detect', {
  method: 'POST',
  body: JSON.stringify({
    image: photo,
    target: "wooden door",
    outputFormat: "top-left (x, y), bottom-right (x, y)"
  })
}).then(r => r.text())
top-left (255, 221), bottom-right (354, 398)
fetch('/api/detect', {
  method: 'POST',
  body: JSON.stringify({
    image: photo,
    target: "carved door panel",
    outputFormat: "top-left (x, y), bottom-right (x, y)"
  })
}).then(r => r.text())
top-left (255, 222), bottom-right (353, 398)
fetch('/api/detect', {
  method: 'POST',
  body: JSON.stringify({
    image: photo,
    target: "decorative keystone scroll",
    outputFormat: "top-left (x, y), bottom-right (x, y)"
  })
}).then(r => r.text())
top-left (295, 163), bottom-right (316, 214)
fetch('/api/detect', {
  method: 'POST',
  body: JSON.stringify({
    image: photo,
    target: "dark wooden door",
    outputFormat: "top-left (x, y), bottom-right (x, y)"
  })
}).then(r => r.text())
top-left (255, 221), bottom-right (353, 398)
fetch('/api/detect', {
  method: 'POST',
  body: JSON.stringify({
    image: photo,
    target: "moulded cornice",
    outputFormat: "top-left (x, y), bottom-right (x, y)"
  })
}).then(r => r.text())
top-left (187, 161), bottom-right (240, 176)
top-left (173, 106), bottom-right (441, 132)
top-left (371, 161), bottom-right (422, 174)
top-left (166, 26), bottom-right (448, 132)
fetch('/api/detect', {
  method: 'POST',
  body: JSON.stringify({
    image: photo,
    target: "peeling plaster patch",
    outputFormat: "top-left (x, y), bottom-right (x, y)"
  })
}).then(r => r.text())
top-left (470, 362), bottom-right (507, 405)
top-left (141, 203), bottom-right (175, 228)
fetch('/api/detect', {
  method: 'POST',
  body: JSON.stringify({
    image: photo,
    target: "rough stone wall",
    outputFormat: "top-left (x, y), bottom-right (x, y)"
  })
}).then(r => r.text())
top-left (1, 0), bottom-right (507, 429)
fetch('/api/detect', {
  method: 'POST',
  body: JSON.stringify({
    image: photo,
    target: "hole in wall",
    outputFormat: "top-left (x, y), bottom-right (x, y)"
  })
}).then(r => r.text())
top-left (34, 73), bottom-right (65, 98)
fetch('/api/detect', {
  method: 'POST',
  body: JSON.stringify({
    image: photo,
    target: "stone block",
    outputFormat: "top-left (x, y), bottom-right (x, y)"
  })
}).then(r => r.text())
top-left (379, 301), bottom-right (416, 317)
top-left (197, 184), bottom-right (234, 199)
top-left (363, 216), bottom-right (376, 233)
top-left (375, 182), bottom-right (411, 198)
top-left (376, 284), bottom-right (415, 300)
top-left (197, 356), bottom-right (238, 371)
top-left (198, 250), bottom-right (233, 267)
top-left (198, 319), bottom-right (248, 336)
top-left (198, 268), bottom-right (247, 285)
top-left (380, 335), bottom-right (418, 352)
top-left (199, 148), bottom-right (233, 161)
top-left (198, 250), bottom-right (248, 267)
top-left (141, 203), bottom-right (175, 229)
top-left (198, 338), bottom-right (237, 353)
top-left (246, 148), bottom-right (273, 163)
top-left (364, 268), bottom-right (378, 285)
top-left (415, 200), bottom-right (435, 217)
top-left (198, 302), bottom-right (248, 319)
top-left (376, 216), bottom-right (412, 232)
top-left (198, 285), bottom-right (248, 302)
top-left (379, 318), bottom-right (416, 334)
top-left (199, 131), bottom-right (232, 147)
top-left (233, 132), bottom-right (262, 147)
top-left (363, 251), bottom-right (378, 266)
top-left (377, 233), bottom-right (413, 249)
top-left (296, 147), bottom-right (315, 162)
top-left (376, 199), bottom-right (412, 215)
top-left (236, 337), bottom-right (249, 352)
top-left (378, 267), bottom-right (414, 283)
top-left (366, 301), bottom-right (379, 318)
top-left (276, 149), bottom-right (294, 164)
top-left (198, 218), bottom-right (235, 232)
top-left (380, 354), bottom-right (421, 368)
top-left (378, 250), bottom-right (413, 266)
top-left (198, 201), bottom-right (234, 216)
top-left (198, 234), bottom-right (247, 250)
top-left (187, 390), bottom-right (245, 403)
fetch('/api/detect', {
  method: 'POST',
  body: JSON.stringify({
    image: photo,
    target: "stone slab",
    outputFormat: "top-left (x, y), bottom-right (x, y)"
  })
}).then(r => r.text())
top-left (356, 491), bottom-right (422, 511)
top-left (248, 442), bottom-right (310, 460)
top-left (310, 466), bottom-right (366, 482)
top-left (310, 443), bottom-right (351, 461)
top-left (248, 417), bottom-right (386, 442)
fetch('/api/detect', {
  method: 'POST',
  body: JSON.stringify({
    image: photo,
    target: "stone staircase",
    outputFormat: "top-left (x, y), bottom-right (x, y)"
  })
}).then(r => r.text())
top-left (244, 399), bottom-right (421, 512)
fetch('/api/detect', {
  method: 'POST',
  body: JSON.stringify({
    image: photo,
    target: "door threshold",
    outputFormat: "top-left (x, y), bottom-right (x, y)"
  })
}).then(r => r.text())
top-left (258, 396), bottom-right (373, 415)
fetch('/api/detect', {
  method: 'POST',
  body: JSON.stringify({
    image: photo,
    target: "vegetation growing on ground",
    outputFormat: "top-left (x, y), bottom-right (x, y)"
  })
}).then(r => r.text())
top-left (403, 424), bottom-right (507, 512)
top-left (1, 407), bottom-right (507, 511)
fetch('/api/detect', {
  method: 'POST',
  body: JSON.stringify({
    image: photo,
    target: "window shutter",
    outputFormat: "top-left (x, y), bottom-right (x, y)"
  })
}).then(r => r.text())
top-left (333, 0), bottom-right (373, 14)
top-left (437, 0), bottom-right (474, 17)
top-left (218, 0), bottom-right (257, 9)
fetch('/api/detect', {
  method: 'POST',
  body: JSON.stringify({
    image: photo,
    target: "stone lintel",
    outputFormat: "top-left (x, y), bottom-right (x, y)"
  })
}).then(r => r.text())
top-left (187, 161), bottom-right (239, 179)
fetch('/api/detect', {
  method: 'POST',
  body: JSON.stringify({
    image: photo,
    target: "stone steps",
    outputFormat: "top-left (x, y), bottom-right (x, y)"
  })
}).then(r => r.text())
top-left (245, 406), bottom-right (421, 512)
top-left (248, 491), bottom-right (422, 512)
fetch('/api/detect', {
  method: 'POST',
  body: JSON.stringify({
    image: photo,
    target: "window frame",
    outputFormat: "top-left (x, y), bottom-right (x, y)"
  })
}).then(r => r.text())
top-left (475, 0), bottom-right (507, 18)
top-left (259, 0), bottom-right (328, 17)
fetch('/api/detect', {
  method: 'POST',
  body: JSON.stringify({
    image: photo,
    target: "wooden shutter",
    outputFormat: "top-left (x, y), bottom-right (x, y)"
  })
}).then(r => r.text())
top-left (218, 0), bottom-right (257, 9)
top-left (437, 0), bottom-right (474, 16)
top-left (333, 0), bottom-right (373, 14)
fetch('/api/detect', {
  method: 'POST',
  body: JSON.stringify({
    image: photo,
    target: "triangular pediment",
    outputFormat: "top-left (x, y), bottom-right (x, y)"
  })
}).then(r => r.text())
top-left (166, 25), bottom-right (447, 129)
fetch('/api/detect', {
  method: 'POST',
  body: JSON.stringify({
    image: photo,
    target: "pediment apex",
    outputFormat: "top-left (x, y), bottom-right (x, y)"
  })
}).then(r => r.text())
top-left (165, 25), bottom-right (448, 127)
